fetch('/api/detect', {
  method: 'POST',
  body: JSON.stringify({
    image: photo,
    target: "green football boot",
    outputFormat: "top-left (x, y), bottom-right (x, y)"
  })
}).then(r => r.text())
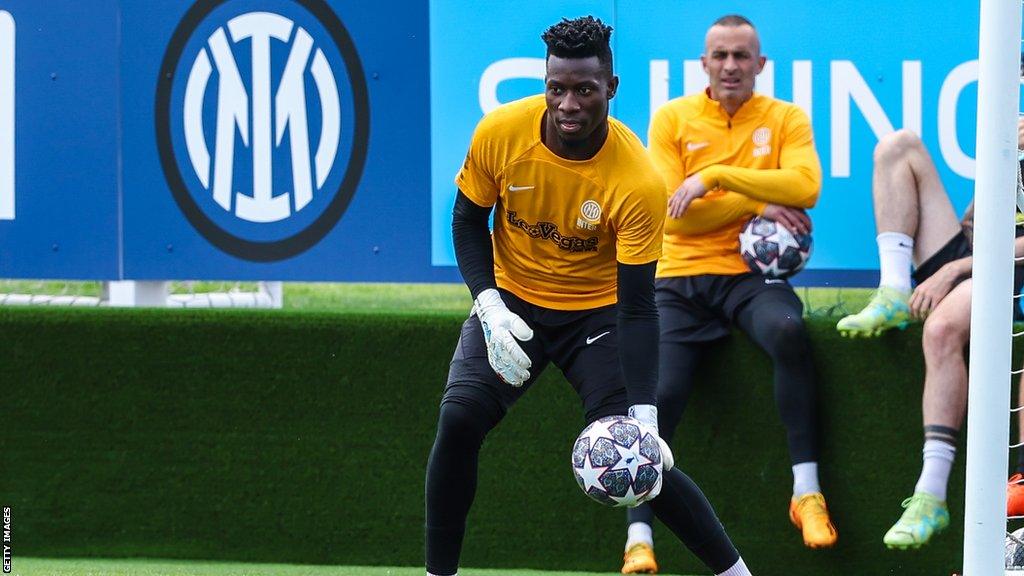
top-left (882, 492), bottom-right (950, 550)
top-left (836, 285), bottom-right (911, 337)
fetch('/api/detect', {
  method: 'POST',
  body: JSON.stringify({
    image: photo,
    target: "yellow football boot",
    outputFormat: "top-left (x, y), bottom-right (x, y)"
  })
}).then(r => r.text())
top-left (789, 492), bottom-right (838, 548)
top-left (836, 286), bottom-right (911, 337)
top-left (621, 542), bottom-right (658, 574)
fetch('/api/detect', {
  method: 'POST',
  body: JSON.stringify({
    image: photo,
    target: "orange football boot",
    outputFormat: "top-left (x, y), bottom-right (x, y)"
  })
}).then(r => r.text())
top-left (789, 492), bottom-right (838, 548)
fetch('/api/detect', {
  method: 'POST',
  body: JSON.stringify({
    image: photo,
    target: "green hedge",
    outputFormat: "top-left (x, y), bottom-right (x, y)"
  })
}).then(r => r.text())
top-left (0, 307), bottom-right (1014, 575)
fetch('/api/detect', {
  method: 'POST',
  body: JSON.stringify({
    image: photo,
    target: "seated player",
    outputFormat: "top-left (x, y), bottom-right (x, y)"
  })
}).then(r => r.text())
top-left (622, 14), bottom-right (835, 574)
top-left (836, 125), bottom-right (1024, 548)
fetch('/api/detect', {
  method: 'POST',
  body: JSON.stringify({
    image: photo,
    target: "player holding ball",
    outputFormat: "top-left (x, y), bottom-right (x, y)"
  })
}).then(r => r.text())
top-left (621, 14), bottom-right (835, 574)
top-left (424, 15), bottom-right (753, 576)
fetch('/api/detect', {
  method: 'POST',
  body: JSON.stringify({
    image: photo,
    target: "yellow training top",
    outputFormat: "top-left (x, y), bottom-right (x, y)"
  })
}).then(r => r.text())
top-left (456, 95), bottom-right (665, 310)
top-left (648, 90), bottom-right (822, 277)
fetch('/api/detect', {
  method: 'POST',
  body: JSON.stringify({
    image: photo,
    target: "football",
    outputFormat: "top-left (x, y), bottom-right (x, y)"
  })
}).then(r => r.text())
top-left (1007, 527), bottom-right (1024, 570)
top-left (739, 215), bottom-right (813, 279)
top-left (571, 415), bottom-right (663, 507)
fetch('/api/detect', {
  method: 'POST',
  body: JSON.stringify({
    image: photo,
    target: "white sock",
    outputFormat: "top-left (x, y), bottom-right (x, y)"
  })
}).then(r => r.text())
top-left (877, 232), bottom-right (914, 292)
top-left (792, 462), bottom-right (821, 496)
top-left (717, 557), bottom-right (752, 576)
top-left (914, 439), bottom-right (956, 501)
top-left (625, 521), bottom-right (653, 549)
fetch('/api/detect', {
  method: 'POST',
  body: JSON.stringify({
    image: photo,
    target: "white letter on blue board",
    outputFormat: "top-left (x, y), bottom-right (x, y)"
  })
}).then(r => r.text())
top-left (0, 11), bottom-right (13, 221)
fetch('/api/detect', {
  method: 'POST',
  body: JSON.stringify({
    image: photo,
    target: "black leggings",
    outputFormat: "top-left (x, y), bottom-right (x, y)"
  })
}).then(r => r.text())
top-left (629, 290), bottom-right (818, 526)
top-left (426, 401), bottom-right (740, 576)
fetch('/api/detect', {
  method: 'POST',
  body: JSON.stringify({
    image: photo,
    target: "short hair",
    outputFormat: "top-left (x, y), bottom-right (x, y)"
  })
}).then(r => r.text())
top-left (541, 16), bottom-right (614, 76)
top-left (712, 14), bottom-right (755, 29)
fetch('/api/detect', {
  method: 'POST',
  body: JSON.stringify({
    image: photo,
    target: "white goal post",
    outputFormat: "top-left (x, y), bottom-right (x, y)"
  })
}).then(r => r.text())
top-left (964, 0), bottom-right (1021, 574)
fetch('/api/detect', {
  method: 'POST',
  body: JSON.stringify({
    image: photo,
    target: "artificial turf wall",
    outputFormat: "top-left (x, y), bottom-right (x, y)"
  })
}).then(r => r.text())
top-left (0, 307), bottom-right (1013, 575)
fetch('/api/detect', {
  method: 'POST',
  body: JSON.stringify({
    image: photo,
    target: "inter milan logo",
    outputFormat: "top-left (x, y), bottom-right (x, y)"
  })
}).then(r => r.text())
top-left (156, 0), bottom-right (369, 261)
top-left (752, 126), bottom-right (771, 158)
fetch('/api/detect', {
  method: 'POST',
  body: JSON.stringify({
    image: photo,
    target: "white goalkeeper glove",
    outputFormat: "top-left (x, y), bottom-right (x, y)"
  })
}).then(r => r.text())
top-left (473, 289), bottom-right (534, 387)
top-left (629, 404), bottom-right (675, 504)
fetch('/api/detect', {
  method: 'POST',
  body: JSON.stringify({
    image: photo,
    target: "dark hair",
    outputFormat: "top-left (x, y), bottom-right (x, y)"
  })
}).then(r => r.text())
top-left (541, 16), bottom-right (613, 76)
top-left (712, 14), bottom-right (755, 29)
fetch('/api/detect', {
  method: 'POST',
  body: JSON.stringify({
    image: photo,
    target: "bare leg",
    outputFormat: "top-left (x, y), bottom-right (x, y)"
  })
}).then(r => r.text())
top-left (880, 285), bottom-right (968, 548)
top-left (920, 279), bottom-right (972, 428)
top-left (871, 130), bottom-right (961, 265)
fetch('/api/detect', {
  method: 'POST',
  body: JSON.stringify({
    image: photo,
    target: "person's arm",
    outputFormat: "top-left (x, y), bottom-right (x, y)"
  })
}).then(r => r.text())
top-left (616, 260), bottom-right (675, 480)
top-left (451, 190), bottom-right (497, 299)
top-left (908, 236), bottom-right (1024, 318)
top-left (616, 261), bottom-right (659, 407)
top-left (648, 105), bottom-right (763, 235)
top-left (663, 192), bottom-right (766, 235)
top-left (452, 190), bottom-right (534, 387)
top-left (908, 254), bottom-right (970, 319)
top-left (699, 107), bottom-right (821, 209)
top-left (924, 233), bottom-right (1024, 284)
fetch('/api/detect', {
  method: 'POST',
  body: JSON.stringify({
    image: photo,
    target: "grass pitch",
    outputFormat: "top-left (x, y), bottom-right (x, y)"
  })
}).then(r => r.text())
top-left (9, 558), bottom-right (694, 576)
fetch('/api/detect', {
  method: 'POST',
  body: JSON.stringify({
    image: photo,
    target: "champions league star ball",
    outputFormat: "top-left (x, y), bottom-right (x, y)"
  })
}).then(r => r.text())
top-left (739, 216), bottom-right (813, 279)
top-left (571, 415), bottom-right (664, 507)
top-left (1007, 527), bottom-right (1024, 569)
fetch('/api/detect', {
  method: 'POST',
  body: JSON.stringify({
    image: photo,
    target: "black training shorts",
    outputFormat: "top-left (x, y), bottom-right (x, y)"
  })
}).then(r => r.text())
top-left (442, 289), bottom-right (628, 427)
top-left (913, 231), bottom-right (973, 286)
top-left (914, 229), bottom-right (1024, 297)
top-left (656, 272), bottom-right (804, 344)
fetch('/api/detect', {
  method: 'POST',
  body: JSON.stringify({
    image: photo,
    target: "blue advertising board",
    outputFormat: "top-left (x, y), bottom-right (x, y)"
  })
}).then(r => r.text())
top-left (122, 0), bottom-right (436, 281)
top-left (430, 1), bottom-right (1005, 286)
top-left (0, 1), bottom-right (121, 279)
top-left (0, 1), bottom-right (1014, 283)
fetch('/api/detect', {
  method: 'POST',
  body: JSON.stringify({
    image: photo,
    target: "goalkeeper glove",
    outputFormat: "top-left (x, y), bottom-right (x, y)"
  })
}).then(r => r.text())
top-left (473, 289), bottom-right (534, 387)
top-left (629, 404), bottom-right (675, 504)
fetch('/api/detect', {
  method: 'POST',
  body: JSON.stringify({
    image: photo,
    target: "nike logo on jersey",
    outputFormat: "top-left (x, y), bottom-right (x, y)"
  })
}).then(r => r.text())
top-left (686, 141), bottom-right (710, 151)
top-left (508, 184), bottom-right (535, 192)
top-left (586, 331), bottom-right (611, 345)
top-left (764, 278), bottom-right (785, 285)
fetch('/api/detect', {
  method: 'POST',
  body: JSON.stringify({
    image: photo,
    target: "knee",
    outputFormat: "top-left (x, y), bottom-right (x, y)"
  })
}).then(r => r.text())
top-left (874, 129), bottom-right (924, 167)
top-left (435, 401), bottom-right (493, 449)
top-left (761, 314), bottom-right (809, 359)
top-left (922, 314), bottom-right (969, 358)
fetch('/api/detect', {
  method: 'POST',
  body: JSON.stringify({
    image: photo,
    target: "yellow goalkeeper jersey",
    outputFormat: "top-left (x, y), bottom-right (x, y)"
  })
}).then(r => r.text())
top-left (648, 91), bottom-right (822, 277)
top-left (456, 95), bottom-right (665, 310)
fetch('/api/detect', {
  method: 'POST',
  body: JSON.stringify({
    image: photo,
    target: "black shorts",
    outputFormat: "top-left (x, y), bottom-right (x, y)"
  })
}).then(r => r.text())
top-left (914, 230), bottom-right (1024, 296)
top-left (913, 231), bottom-right (972, 286)
top-left (442, 289), bottom-right (628, 426)
top-left (656, 273), bottom-right (804, 344)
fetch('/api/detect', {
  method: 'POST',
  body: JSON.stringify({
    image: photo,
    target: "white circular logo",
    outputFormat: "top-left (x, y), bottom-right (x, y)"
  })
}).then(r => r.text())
top-left (182, 13), bottom-right (341, 224)
top-left (158, 0), bottom-right (370, 262)
top-left (752, 127), bottom-right (771, 146)
top-left (580, 200), bottom-right (602, 221)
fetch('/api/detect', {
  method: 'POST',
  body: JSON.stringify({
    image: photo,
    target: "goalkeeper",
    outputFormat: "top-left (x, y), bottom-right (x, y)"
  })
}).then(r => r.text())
top-left (424, 16), bottom-right (752, 576)
top-left (621, 14), bottom-right (834, 575)
top-left (836, 121), bottom-right (1024, 549)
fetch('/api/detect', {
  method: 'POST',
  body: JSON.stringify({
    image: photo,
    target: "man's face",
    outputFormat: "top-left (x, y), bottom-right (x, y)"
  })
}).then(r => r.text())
top-left (544, 54), bottom-right (618, 145)
top-left (701, 24), bottom-right (765, 107)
